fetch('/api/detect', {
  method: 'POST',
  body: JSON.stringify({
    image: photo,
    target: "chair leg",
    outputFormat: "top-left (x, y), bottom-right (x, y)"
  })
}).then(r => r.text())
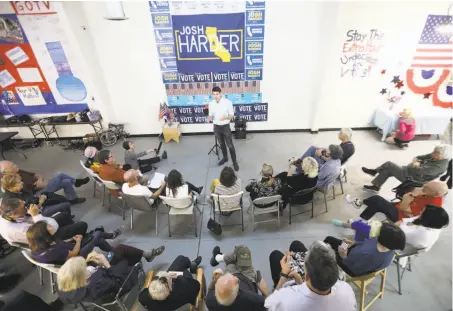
top-left (407, 256), bottom-right (412, 272)
top-left (344, 170), bottom-right (348, 183)
top-left (311, 200), bottom-right (314, 218)
top-left (38, 266), bottom-right (43, 286)
top-left (339, 177), bottom-right (344, 194)
top-left (252, 205), bottom-right (255, 231)
top-left (289, 203), bottom-right (292, 225)
top-left (102, 186), bottom-right (106, 206)
top-left (93, 181), bottom-right (96, 198)
top-left (155, 209), bottom-right (158, 236)
top-left (241, 207), bottom-right (244, 232)
top-left (130, 208), bottom-right (134, 230)
top-left (194, 208), bottom-right (197, 237)
top-left (359, 280), bottom-right (366, 311)
top-left (108, 193), bottom-right (112, 212)
top-left (396, 258), bottom-right (402, 295)
top-left (380, 269), bottom-right (386, 299)
top-left (324, 192), bottom-right (328, 213)
top-left (277, 203), bottom-right (280, 229)
top-left (332, 186), bottom-right (336, 199)
top-left (49, 271), bottom-right (55, 294)
top-left (122, 200), bottom-right (126, 221)
top-left (168, 212), bottom-right (171, 237)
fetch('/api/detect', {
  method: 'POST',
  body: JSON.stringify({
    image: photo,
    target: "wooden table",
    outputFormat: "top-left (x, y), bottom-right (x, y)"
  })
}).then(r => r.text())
top-left (162, 122), bottom-right (181, 143)
top-left (0, 131), bottom-right (27, 160)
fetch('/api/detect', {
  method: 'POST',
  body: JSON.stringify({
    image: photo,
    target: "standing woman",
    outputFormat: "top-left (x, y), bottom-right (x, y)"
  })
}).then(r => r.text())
top-left (440, 118), bottom-right (452, 189)
top-left (385, 108), bottom-right (416, 148)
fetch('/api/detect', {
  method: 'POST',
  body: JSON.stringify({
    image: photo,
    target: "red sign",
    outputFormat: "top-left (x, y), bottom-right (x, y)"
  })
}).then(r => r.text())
top-left (10, 1), bottom-right (55, 15)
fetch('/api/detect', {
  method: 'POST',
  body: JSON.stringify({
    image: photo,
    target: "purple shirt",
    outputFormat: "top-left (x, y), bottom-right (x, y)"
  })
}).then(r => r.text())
top-left (32, 241), bottom-right (73, 265)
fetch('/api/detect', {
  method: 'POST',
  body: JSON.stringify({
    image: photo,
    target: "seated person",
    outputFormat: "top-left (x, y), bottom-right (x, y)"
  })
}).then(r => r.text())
top-left (300, 128), bottom-right (355, 166)
top-left (98, 150), bottom-right (128, 184)
top-left (276, 157), bottom-right (318, 210)
top-left (122, 170), bottom-right (166, 204)
top-left (27, 221), bottom-right (125, 265)
top-left (269, 240), bottom-right (307, 289)
top-left (210, 166), bottom-right (242, 196)
top-left (123, 140), bottom-right (167, 173)
top-left (362, 144), bottom-right (449, 191)
top-left (166, 169), bottom-right (203, 198)
top-left (385, 108), bottom-right (416, 148)
top-left (206, 245), bottom-right (268, 311)
top-left (333, 204), bottom-right (449, 251)
top-left (246, 164), bottom-right (282, 207)
top-left (2, 174), bottom-right (73, 217)
top-left (139, 255), bottom-right (202, 311)
top-left (83, 146), bottom-right (100, 173)
top-left (58, 244), bottom-right (165, 305)
top-left (0, 198), bottom-right (87, 245)
top-left (265, 241), bottom-right (356, 311)
top-left (324, 223), bottom-right (406, 276)
top-left (440, 119), bottom-right (452, 189)
top-left (0, 160), bottom-right (88, 204)
top-left (345, 180), bottom-right (447, 222)
top-left (316, 145), bottom-right (343, 189)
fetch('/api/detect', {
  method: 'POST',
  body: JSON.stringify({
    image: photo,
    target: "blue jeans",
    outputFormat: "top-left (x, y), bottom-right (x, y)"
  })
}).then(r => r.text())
top-left (43, 173), bottom-right (77, 200)
top-left (300, 145), bottom-right (325, 166)
top-left (41, 202), bottom-right (71, 217)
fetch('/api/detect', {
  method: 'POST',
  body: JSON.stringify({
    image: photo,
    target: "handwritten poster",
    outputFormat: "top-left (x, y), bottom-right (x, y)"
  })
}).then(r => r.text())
top-left (15, 86), bottom-right (46, 106)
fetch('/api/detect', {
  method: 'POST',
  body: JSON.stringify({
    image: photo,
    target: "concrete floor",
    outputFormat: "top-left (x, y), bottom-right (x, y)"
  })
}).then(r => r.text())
top-left (0, 130), bottom-right (451, 311)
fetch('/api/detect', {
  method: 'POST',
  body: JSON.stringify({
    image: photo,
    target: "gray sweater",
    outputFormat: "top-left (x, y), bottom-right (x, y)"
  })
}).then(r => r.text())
top-left (406, 153), bottom-right (449, 183)
top-left (124, 150), bottom-right (147, 170)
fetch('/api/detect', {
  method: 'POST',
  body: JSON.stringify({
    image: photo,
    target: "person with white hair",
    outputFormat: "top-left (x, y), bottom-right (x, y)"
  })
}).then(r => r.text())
top-left (138, 255), bottom-right (202, 311)
top-left (245, 163), bottom-right (282, 207)
top-left (121, 169), bottom-right (166, 204)
top-left (206, 245), bottom-right (268, 311)
top-left (363, 145), bottom-right (450, 191)
top-left (264, 241), bottom-right (356, 311)
top-left (300, 128), bottom-right (355, 166)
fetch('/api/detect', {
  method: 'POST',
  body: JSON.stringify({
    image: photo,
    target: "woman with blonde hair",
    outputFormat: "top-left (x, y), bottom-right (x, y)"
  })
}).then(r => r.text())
top-left (385, 108), bottom-right (416, 148)
top-left (277, 157), bottom-right (319, 210)
top-left (246, 163), bottom-right (282, 207)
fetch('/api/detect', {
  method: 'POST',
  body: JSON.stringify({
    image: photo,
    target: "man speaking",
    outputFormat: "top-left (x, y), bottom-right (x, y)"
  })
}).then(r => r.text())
top-left (208, 86), bottom-right (239, 171)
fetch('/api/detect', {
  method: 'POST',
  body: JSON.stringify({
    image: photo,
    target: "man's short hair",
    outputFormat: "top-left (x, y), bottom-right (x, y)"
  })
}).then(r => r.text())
top-left (340, 128), bottom-right (353, 140)
top-left (122, 141), bottom-right (131, 150)
top-left (124, 170), bottom-right (139, 183)
top-left (377, 223), bottom-right (406, 250)
top-left (305, 241), bottom-right (339, 292)
top-left (434, 144), bottom-right (449, 159)
top-left (215, 273), bottom-right (239, 306)
top-left (1, 198), bottom-right (23, 216)
top-left (328, 144), bottom-right (343, 160)
top-left (212, 86), bottom-right (222, 93)
top-left (98, 150), bottom-right (111, 164)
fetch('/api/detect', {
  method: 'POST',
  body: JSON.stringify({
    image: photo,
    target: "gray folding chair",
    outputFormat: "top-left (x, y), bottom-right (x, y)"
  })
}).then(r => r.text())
top-left (211, 192), bottom-right (244, 231)
top-left (122, 193), bottom-right (159, 235)
top-left (160, 195), bottom-right (201, 237)
top-left (79, 160), bottom-right (105, 201)
top-left (393, 244), bottom-right (426, 295)
top-left (249, 195), bottom-right (281, 231)
top-left (98, 177), bottom-right (126, 220)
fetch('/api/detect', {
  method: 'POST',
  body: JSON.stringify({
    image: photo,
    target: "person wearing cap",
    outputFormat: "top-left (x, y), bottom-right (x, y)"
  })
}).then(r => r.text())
top-left (206, 245), bottom-right (268, 311)
top-left (316, 145), bottom-right (343, 189)
top-left (264, 241), bottom-right (356, 311)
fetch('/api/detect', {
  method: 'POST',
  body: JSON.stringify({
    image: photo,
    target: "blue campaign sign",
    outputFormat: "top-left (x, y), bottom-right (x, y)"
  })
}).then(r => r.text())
top-left (246, 55), bottom-right (263, 67)
top-left (246, 10), bottom-right (265, 25)
top-left (246, 41), bottom-right (264, 54)
top-left (159, 58), bottom-right (177, 71)
top-left (246, 68), bottom-right (263, 80)
top-left (152, 13), bottom-right (172, 28)
top-left (157, 43), bottom-right (176, 58)
top-left (246, 25), bottom-right (264, 40)
top-left (162, 71), bottom-right (179, 84)
top-left (246, 1), bottom-right (266, 9)
top-left (172, 13), bottom-right (245, 76)
top-left (149, 1), bottom-right (170, 12)
top-left (154, 29), bottom-right (174, 44)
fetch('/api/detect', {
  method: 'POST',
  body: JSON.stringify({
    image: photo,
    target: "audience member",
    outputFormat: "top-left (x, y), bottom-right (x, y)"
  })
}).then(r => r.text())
top-left (0, 198), bottom-right (87, 245)
top-left (166, 169), bottom-right (203, 198)
top-left (211, 166), bottom-right (242, 196)
top-left (316, 145), bottom-right (343, 189)
top-left (324, 223), bottom-right (406, 276)
top-left (362, 145), bottom-right (449, 191)
top-left (440, 118), bottom-right (452, 189)
top-left (206, 245), bottom-right (268, 310)
top-left (58, 244), bottom-right (165, 305)
top-left (245, 164), bottom-right (282, 207)
top-left (123, 140), bottom-right (167, 173)
top-left (122, 169), bottom-right (165, 204)
top-left (385, 108), bottom-right (416, 148)
top-left (300, 128), bottom-right (355, 165)
top-left (98, 150), bottom-right (127, 184)
top-left (83, 146), bottom-right (100, 173)
top-left (27, 221), bottom-right (125, 265)
top-left (0, 161), bottom-right (88, 204)
top-left (1, 174), bottom-right (73, 217)
top-left (276, 157), bottom-right (318, 210)
top-left (265, 241), bottom-right (356, 311)
top-left (139, 255), bottom-right (202, 311)
top-left (269, 240), bottom-right (307, 288)
top-left (346, 180), bottom-right (447, 222)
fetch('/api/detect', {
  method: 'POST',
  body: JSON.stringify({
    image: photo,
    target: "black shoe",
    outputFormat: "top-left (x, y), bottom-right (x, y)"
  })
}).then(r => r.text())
top-left (75, 177), bottom-right (90, 187)
top-left (190, 256), bottom-right (202, 273)
top-left (218, 158), bottom-right (228, 166)
top-left (0, 273), bottom-right (21, 293)
top-left (95, 226), bottom-right (105, 232)
top-left (69, 198), bottom-right (86, 205)
top-left (210, 246), bottom-right (222, 267)
top-left (233, 162), bottom-right (239, 171)
top-left (162, 150), bottom-right (168, 159)
top-left (364, 184), bottom-right (380, 192)
top-left (110, 228), bottom-right (123, 239)
top-left (196, 186), bottom-right (204, 194)
top-left (362, 167), bottom-right (377, 176)
top-left (440, 174), bottom-right (448, 181)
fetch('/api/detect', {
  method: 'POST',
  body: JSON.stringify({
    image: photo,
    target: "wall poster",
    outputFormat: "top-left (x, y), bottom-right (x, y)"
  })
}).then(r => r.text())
top-left (149, 1), bottom-right (267, 124)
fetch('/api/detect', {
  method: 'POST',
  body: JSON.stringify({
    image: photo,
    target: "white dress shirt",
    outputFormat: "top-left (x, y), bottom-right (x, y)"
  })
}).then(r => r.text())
top-left (208, 97), bottom-right (234, 125)
top-left (0, 214), bottom-right (59, 245)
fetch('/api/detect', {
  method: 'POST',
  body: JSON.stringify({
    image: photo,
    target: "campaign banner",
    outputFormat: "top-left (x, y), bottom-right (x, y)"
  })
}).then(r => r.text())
top-left (151, 12), bottom-right (172, 28)
top-left (168, 102), bottom-right (268, 124)
top-left (246, 1), bottom-right (266, 9)
top-left (246, 68), bottom-right (263, 80)
top-left (162, 71), bottom-right (179, 83)
top-left (154, 29), bottom-right (174, 44)
top-left (246, 10), bottom-right (265, 25)
top-left (156, 43), bottom-right (176, 58)
top-left (246, 25), bottom-right (265, 40)
top-left (149, 1), bottom-right (170, 12)
top-left (246, 41), bottom-right (264, 54)
top-left (167, 92), bottom-right (262, 107)
top-left (246, 55), bottom-right (263, 67)
top-left (159, 58), bottom-right (177, 71)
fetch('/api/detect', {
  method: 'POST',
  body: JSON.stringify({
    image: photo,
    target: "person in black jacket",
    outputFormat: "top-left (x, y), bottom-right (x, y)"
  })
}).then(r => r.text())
top-left (138, 255), bottom-right (202, 311)
top-left (57, 244), bottom-right (165, 305)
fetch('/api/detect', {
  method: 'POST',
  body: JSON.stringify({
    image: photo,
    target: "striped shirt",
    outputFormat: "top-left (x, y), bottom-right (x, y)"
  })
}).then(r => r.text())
top-left (214, 179), bottom-right (242, 196)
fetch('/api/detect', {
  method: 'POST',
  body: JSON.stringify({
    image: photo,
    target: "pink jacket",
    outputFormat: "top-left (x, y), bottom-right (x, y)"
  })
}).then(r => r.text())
top-left (397, 118), bottom-right (416, 141)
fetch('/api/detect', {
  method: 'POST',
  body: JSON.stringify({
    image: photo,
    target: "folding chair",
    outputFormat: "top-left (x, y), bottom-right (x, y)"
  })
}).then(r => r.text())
top-left (288, 187), bottom-right (317, 224)
top-left (344, 268), bottom-right (387, 311)
top-left (79, 160), bottom-right (105, 201)
top-left (21, 250), bottom-right (60, 294)
top-left (393, 244), bottom-right (425, 295)
top-left (160, 195), bottom-right (201, 237)
top-left (249, 195), bottom-right (281, 230)
top-left (211, 192), bottom-right (244, 231)
top-left (98, 177), bottom-right (126, 220)
top-left (316, 173), bottom-right (341, 213)
top-left (122, 193), bottom-right (159, 235)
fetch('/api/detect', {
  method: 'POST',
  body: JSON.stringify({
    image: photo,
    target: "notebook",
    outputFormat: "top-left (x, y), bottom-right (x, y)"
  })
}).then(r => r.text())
top-left (148, 172), bottom-right (166, 189)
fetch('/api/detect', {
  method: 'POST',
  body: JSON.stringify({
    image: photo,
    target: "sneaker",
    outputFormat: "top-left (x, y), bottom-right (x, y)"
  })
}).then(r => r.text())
top-left (362, 167), bottom-right (377, 176)
top-left (210, 246), bottom-right (222, 267)
top-left (233, 162), bottom-right (239, 171)
top-left (332, 219), bottom-right (344, 227)
top-left (345, 194), bottom-right (363, 208)
top-left (144, 245), bottom-right (165, 262)
top-left (110, 227), bottom-right (123, 239)
top-left (162, 151), bottom-right (168, 159)
top-left (364, 185), bottom-right (380, 192)
top-left (218, 158), bottom-right (228, 166)
top-left (190, 256), bottom-right (202, 273)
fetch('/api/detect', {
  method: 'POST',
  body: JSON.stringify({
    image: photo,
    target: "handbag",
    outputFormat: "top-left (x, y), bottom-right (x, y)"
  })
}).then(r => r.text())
top-left (207, 194), bottom-right (222, 235)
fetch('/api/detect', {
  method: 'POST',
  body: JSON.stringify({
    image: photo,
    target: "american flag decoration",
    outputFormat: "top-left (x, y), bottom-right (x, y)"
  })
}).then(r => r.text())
top-left (158, 102), bottom-right (174, 120)
top-left (411, 15), bottom-right (453, 69)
